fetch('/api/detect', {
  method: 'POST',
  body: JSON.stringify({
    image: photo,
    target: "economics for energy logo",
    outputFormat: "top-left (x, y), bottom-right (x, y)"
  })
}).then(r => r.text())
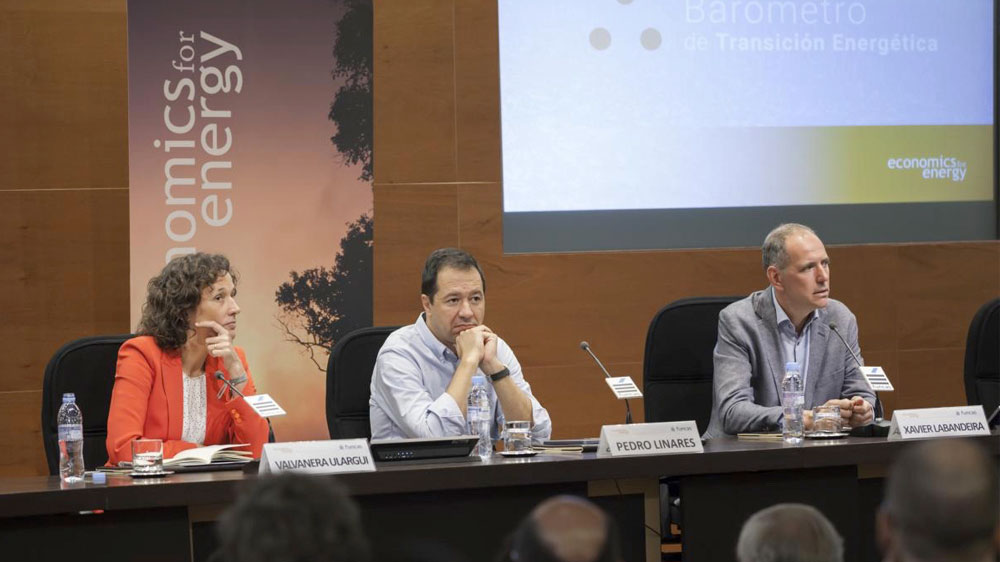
top-left (886, 156), bottom-right (968, 182)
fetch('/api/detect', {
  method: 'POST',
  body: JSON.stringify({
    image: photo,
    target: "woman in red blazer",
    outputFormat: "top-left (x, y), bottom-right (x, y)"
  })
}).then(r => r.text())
top-left (106, 253), bottom-right (269, 465)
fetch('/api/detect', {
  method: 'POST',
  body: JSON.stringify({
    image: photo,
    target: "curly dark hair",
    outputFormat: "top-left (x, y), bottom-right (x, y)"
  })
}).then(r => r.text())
top-left (137, 252), bottom-right (238, 350)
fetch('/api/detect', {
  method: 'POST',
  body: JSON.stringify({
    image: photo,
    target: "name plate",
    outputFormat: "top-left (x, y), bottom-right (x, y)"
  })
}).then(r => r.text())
top-left (605, 376), bottom-right (643, 399)
top-left (260, 439), bottom-right (376, 475)
top-left (597, 421), bottom-right (704, 457)
top-left (887, 406), bottom-right (989, 440)
top-left (859, 366), bottom-right (894, 392)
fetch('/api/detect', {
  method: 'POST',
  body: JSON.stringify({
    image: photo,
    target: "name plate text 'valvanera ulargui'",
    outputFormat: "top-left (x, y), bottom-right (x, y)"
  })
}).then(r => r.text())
top-left (260, 439), bottom-right (376, 475)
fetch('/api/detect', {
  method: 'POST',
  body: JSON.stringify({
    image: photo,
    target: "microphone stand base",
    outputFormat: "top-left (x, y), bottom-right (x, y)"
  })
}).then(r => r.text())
top-left (848, 419), bottom-right (892, 438)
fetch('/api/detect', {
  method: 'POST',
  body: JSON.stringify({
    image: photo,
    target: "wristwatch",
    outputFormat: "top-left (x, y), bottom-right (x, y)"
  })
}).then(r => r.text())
top-left (488, 367), bottom-right (511, 383)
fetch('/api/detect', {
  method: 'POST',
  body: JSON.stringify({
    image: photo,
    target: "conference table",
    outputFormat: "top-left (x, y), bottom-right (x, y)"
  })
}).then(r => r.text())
top-left (2, 432), bottom-right (997, 562)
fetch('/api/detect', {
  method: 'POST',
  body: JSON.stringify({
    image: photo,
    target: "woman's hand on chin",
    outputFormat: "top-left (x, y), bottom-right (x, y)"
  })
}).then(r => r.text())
top-left (196, 321), bottom-right (242, 375)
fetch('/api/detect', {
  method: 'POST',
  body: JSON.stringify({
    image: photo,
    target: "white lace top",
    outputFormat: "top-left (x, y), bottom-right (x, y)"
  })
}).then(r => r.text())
top-left (181, 372), bottom-right (207, 445)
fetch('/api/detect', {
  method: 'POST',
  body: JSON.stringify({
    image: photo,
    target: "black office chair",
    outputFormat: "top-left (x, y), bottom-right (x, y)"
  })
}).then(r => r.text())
top-left (41, 334), bottom-right (133, 474)
top-left (642, 296), bottom-right (739, 556)
top-left (326, 326), bottom-right (400, 439)
top-left (643, 296), bottom-right (740, 433)
top-left (964, 297), bottom-right (999, 417)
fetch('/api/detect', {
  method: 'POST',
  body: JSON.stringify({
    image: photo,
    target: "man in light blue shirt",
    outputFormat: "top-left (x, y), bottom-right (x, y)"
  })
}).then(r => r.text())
top-left (369, 248), bottom-right (552, 442)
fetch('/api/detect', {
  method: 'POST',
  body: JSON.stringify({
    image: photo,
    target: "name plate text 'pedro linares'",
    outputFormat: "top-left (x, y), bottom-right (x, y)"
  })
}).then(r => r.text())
top-left (598, 421), bottom-right (704, 457)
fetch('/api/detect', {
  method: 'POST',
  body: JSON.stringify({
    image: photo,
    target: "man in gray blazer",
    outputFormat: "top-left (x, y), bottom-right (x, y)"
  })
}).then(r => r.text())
top-left (704, 224), bottom-right (876, 439)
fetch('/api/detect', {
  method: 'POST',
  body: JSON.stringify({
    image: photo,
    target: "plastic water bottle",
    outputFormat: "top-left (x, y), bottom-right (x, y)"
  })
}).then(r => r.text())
top-left (57, 393), bottom-right (85, 482)
top-left (782, 362), bottom-right (804, 445)
top-left (467, 375), bottom-right (493, 460)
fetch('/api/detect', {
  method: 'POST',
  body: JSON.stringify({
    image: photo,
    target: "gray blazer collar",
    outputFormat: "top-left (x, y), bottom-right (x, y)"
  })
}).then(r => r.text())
top-left (806, 315), bottom-right (830, 407)
top-left (752, 287), bottom-right (783, 400)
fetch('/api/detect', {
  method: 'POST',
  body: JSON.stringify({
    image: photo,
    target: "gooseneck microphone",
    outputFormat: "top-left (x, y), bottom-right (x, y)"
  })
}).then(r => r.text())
top-left (828, 323), bottom-right (864, 369)
top-left (215, 370), bottom-right (246, 399)
top-left (828, 323), bottom-right (883, 420)
top-left (579, 341), bottom-right (613, 378)
top-left (579, 341), bottom-right (633, 424)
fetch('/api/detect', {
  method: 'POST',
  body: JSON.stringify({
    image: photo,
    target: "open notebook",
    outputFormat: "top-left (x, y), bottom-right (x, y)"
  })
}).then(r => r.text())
top-left (164, 444), bottom-right (253, 467)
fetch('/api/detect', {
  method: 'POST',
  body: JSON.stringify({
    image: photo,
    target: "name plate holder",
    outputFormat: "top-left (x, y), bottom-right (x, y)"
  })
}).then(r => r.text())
top-left (260, 439), bottom-right (376, 475)
top-left (605, 376), bottom-right (643, 399)
top-left (859, 366), bottom-right (894, 392)
top-left (597, 421), bottom-right (704, 457)
top-left (244, 394), bottom-right (287, 417)
top-left (887, 406), bottom-right (990, 440)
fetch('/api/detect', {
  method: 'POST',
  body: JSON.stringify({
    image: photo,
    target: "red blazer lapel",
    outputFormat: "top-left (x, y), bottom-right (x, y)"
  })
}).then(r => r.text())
top-left (161, 352), bottom-right (184, 440)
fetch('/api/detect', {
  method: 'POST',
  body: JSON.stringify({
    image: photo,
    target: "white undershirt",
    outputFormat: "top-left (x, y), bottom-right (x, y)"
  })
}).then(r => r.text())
top-left (181, 371), bottom-right (207, 445)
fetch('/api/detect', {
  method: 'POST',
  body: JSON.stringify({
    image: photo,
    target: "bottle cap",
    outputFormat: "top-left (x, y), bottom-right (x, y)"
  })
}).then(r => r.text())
top-left (785, 362), bottom-right (800, 372)
top-left (92, 472), bottom-right (106, 484)
top-left (471, 374), bottom-right (486, 385)
top-left (62, 393), bottom-right (76, 403)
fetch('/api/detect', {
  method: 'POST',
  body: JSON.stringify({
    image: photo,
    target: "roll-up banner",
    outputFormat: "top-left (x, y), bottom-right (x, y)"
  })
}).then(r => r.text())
top-left (127, 0), bottom-right (373, 441)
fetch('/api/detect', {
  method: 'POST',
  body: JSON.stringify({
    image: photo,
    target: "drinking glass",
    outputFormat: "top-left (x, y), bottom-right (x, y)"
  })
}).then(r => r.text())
top-left (131, 438), bottom-right (164, 473)
top-left (813, 405), bottom-right (842, 434)
top-left (502, 421), bottom-right (532, 453)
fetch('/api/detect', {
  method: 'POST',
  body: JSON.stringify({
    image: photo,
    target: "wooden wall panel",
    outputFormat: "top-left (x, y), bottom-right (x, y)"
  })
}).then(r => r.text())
top-left (373, 183), bottom-right (459, 323)
top-left (0, 0), bottom-right (127, 190)
top-left (0, 189), bottom-right (130, 393)
top-left (374, 0), bottom-right (1000, 439)
top-left (896, 244), bottom-right (1000, 349)
top-left (454, 0), bottom-right (501, 182)
top-left (0, 0), bottom-right (129, 476)
top-left (897, 348), bottom-right (969, 409)
top-left (373, 0), bottom-right (457, 184)
top-left (0, 392), bottom-right (48, 477)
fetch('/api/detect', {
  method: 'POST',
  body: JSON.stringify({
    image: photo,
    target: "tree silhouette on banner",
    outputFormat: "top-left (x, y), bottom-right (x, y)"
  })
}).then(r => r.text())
top-left (330, 0), bottom-right (372, 182)
top-left (276, 0), bottom-right (373, 372)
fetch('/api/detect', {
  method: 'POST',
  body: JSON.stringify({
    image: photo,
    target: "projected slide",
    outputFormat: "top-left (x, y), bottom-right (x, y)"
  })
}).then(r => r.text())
top-left (498, 0), bottom-right (995, 251)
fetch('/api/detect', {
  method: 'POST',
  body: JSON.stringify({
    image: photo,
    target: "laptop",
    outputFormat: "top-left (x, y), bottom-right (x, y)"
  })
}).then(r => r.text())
top-left (369, 435), bottom-right (480, 462)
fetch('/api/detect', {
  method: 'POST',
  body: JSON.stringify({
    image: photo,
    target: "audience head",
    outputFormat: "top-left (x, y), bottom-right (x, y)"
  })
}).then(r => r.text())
top-left (215, 472), bottom-right (369, 562)
top-left (878, 438), bottom-right (999, 562)
top-left (736, 503), bottom-right (843, 562)
top-left (138, 252), bottom-right (238, 350)
top-left (502, 495), bottom-right (622, 562)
